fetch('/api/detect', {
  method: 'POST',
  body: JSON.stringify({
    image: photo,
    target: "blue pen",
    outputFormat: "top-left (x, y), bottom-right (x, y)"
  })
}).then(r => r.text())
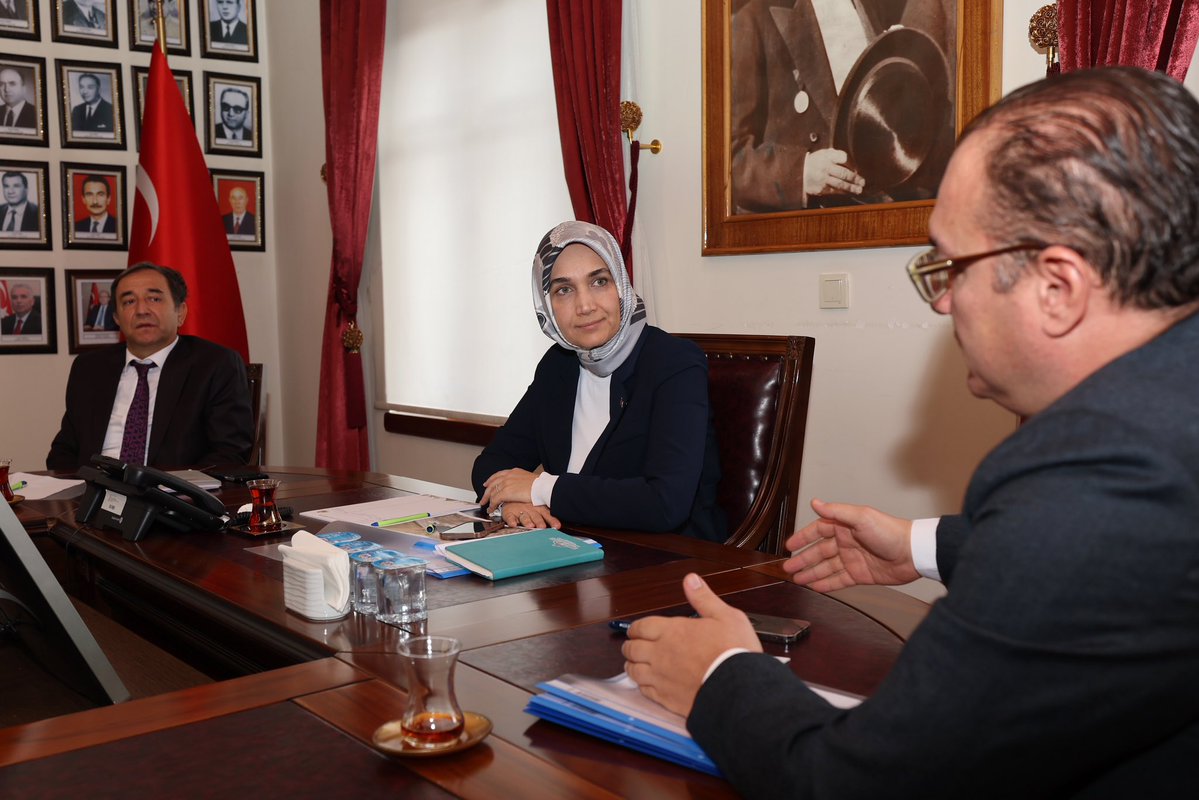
top-left (608, 619), bottom-right (633, 636)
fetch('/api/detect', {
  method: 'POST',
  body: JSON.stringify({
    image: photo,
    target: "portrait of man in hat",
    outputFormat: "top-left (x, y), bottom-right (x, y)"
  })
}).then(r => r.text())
top-left (729, 0), bottom-right (955, 214)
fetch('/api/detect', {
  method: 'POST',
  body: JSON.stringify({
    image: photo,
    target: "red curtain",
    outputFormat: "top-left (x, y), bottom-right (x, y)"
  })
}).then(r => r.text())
top-left (1059, 0), bottom-right (1199, 80)
top-left (315, 0), bottom-right (387, 470)
top-left (545, 0), bottom-right (633, 277)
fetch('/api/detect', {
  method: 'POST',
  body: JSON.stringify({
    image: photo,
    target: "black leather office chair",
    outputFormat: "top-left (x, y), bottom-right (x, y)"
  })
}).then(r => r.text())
top-left (677, 334), bottom-right (815, 554)
top-left (246, 363), bottom-right (265, 466)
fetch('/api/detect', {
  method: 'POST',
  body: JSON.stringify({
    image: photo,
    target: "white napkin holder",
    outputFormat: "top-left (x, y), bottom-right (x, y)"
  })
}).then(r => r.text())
top-left (278, 531), bottom-right (351, 621)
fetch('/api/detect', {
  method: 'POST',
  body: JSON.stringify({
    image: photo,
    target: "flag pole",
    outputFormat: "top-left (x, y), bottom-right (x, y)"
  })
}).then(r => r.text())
top-left (155, 0), bottom-right (167, 52)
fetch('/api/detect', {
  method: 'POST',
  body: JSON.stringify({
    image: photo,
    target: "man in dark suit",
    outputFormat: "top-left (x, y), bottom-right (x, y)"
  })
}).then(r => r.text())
top-left (83, 289), bottom-right (118, 331)
top-left (624, 67), bottom-right (1199, 797)
top-left (730, 0), bottom-right (952, 212)
top-left (1, 281), bottom-right (39, 335)
top-left (0, 67), bottom-right (36, 130)
top-left (214, 87), bottom-right (252, 143)
top-left (74, 174), bottom-right (118, 235)
top-left (1, 171), bottom-right (39, 234)
top-left (209, 0), bottom-right (248, 45)
top-left (61, 0), bottom-right (105, 29)
top-left (222, 186), bottom-right (255, 235)
top-left (70, 72), bottom-right (114, 133)
top-left (47, 263), bottom-right (253, 471)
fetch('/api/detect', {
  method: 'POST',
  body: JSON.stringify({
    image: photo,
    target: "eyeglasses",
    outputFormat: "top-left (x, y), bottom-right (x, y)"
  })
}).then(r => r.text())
top-left (906, 244), bottom-right (1043, 304)
top-left (220, 104), bottom-right (248, 114)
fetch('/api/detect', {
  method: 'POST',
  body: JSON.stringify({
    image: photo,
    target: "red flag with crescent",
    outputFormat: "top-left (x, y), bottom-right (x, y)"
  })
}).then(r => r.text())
top-left (127, 43), bottom-right (249, 361)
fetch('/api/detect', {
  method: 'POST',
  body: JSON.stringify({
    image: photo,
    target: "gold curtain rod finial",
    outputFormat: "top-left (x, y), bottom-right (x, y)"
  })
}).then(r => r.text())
top-left (1028, 4), bottom-right (1060, 73)
top-left (620, 100), bottom-right (662, 154)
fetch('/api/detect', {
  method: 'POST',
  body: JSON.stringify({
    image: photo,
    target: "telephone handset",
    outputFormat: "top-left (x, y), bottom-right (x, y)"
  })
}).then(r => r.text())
top-left (78, 455), bottom-right (230, 541)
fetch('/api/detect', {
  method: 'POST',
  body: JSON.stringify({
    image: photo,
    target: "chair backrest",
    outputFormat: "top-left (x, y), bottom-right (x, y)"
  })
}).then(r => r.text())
top-left (246, 363), bottom-right (265, 466)
top-left (677, 334), bottom-right (815, 554)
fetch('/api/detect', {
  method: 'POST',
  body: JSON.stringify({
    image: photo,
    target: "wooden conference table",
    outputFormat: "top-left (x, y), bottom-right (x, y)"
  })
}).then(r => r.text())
top-left (1, 467), bottom-right (909, 798)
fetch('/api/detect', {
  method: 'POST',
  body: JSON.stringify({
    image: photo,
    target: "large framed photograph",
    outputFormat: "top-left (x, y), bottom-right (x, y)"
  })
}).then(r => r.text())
top-left (62, 162), bottom-right (127, 250)
top-left (0, 54), bottom-right (48, 147)
top-left (132, 64), bottom-right (193, 149)
top-left (57, 59), bottom-right (126, 149)
top-left (204, 71), bottom-right (260, 157)
top-left (200, 0), bottom-right (257, 62)
top-left (128, 0), bottom-right (190, 55)
top-left (212, 168), bottom-right (263, 250)
top-left (0, 0), bottom-right (39, 41)
top-left (0, 160), bottom-right (51, 249)
top-left (51, 0), bottom-right (118, 48)
top-left (65, 268), bottom-right (121, 353)
top-left (702, 0), bottom-right (1002, 254)
top-left (0, 267), bottom-right (56, 354)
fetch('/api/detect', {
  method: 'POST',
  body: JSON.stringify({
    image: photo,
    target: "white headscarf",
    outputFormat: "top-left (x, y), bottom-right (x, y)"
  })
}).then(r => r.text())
top-left (531, 221), bottom-right (647, 377)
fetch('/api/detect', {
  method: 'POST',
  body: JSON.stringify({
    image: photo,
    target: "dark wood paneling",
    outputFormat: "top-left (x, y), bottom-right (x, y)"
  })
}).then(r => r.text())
top-left (384, 410), bottom-right (499, 447)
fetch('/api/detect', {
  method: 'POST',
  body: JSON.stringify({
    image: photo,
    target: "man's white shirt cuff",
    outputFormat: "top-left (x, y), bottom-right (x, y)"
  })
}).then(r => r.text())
top-left (703, 648), bottom-right (752, 683)
top-left (910, 517), bottom-right (942, 581)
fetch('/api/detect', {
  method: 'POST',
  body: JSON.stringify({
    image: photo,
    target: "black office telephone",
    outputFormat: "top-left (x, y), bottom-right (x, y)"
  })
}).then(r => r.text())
top-left (77, 455), bottom-right (230, 542)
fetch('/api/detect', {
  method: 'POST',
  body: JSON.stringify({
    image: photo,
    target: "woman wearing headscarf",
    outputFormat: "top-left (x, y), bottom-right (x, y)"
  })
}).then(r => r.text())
top-left (473, 221), bottom-right (727, 541)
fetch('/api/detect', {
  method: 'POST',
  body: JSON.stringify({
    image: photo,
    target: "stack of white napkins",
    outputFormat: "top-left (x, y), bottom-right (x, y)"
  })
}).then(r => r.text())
top-left (278, 531), bottom-right (350, 620)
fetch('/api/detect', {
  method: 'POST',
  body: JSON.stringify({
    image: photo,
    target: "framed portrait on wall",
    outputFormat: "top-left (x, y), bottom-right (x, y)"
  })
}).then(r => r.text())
top-left (0, 53), bottom-right (48, 147)
top-left (211, 168), bottom-right (263, 250)
top-left (0, 160), bottom-right (51, 249)
top-left (132, 64), bottom-right (193, 149)
top-left (62, 162), bottom-right (127, 250)
top-left (200, 0), bottom-right (257, 61)
top-left (51, 0), bottom-right (118, 48)
top-left (65, 268), bottom-right (121, 353)
top-left (128, 0), bottom-right (190, 55)
top-left (0, 0), bottom-right (40, 41)
top-left (56, 58), bottom-right (126, 149)
top-left (204, 71), bottom-right (260, 157)
top-left (0, 267), bottom-right (56, 354)
top-left (701, 0), bottom-right (1002, 254)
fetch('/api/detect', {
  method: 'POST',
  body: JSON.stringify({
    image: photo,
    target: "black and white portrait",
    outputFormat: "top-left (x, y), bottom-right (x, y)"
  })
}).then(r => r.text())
top-left (0, 161), bottom-right (50, 249)
top-left (129, 0), bottom-right (189, 54)
top-left (0, 0), bottom-right (39, 41)
top-left (728, 0), bottom-right (956, 214)
top-left (201, 0), bottom-right (258, 61)
top-left (205, 72), bottom-right (260, 157)
top-left (58, 59), bottom-right (125, 148)
top-left (52, 0), bottom-right (118, 47)
top-left (0, 56), bottom-right (46, 145)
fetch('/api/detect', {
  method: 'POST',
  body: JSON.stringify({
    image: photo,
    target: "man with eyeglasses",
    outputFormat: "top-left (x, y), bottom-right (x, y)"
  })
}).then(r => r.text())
top-left (214, 86), bottom-right (251, 145)
top-left (623, 66), bottom-right (1199, 797)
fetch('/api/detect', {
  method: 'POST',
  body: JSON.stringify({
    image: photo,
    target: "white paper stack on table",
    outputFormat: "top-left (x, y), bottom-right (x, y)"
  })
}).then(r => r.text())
top-left (278, 531), bottom-right (350, 620)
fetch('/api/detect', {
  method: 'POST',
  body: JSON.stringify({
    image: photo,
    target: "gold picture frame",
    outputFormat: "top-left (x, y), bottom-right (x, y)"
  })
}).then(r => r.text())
top-left (702, 0), bottom-right (1002, 255)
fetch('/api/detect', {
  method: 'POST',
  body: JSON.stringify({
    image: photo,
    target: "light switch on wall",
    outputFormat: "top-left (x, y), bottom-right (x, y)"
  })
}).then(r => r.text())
top-left (819, 273), bottom-right (849, 309)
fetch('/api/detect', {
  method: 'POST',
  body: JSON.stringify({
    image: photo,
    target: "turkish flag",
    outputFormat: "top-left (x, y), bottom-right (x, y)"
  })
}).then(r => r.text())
top-left (128, 43), bottom-right (249, 361)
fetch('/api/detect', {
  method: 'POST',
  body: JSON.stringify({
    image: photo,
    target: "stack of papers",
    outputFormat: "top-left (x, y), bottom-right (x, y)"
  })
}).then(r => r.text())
top-left (302, 495), bottom-right (479, 527)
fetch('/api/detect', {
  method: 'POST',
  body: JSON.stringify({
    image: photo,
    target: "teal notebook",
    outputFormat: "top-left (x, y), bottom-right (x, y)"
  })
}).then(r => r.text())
top-left (440, 529), bottom-right (604, 580)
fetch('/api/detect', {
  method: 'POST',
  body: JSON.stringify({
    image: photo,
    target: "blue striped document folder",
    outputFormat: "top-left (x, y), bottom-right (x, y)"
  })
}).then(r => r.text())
top-left (525, 672), bottom-right (720, 776)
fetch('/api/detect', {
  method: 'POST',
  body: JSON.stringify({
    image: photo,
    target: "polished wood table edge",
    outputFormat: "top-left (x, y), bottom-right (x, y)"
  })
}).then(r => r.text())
top-left (48, 517), bottom-right (335, 665)
top-left (0, 658), bottom-right (370, 768)
top-left (746, 562), bottom-right (931, 641)
top-left (296, 677), bottom-right (627, 800)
